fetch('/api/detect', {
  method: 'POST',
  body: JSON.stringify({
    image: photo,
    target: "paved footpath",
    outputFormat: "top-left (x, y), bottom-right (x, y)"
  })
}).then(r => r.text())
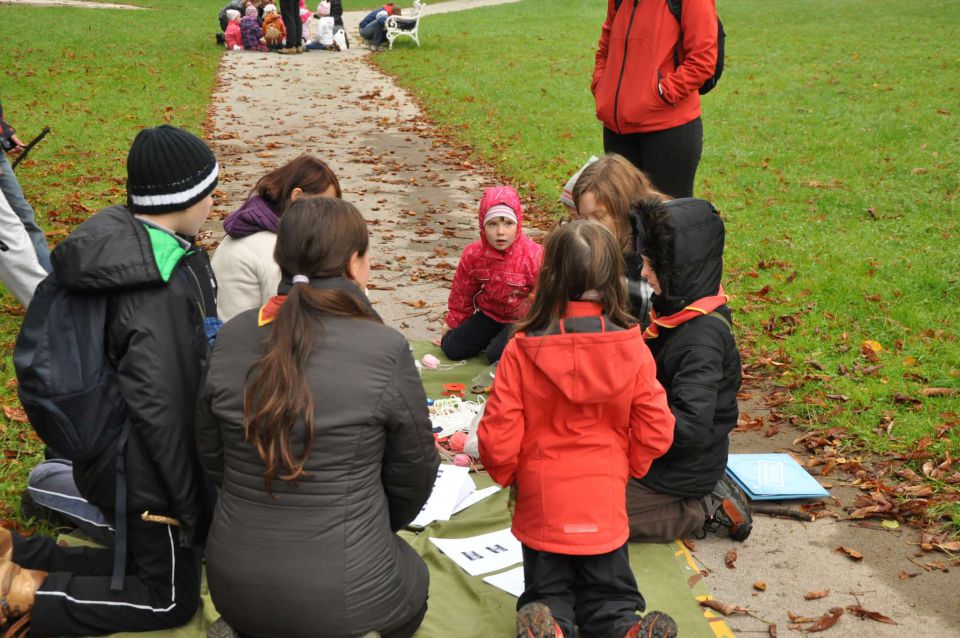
top-left (203, 0), bottom-right (524, 338)
top-left (203, 2), bottom-right (960, 636)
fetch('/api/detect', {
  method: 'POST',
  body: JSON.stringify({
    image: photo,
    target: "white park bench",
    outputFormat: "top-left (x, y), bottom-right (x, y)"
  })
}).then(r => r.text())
top-left (385, 0), bottom-right (425, 49)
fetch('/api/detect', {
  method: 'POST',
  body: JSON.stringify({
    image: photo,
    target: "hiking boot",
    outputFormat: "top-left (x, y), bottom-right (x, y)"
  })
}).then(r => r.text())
top-left (516, 602), bottom-right (564, 638)
top-left (0, 529), bottom-right (10, 563)
top-left (619, 611), bottom-right (679, 638)
top-left (703, 474), bottom-right (752, 541)
top-left (207, 618), bottom-right (237, 638)
top-left (0, 563), bottom-right (46, 626)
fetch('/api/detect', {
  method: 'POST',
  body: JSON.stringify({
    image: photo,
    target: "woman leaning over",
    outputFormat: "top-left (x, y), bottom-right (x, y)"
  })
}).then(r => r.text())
top-left (212, 155), bottom-right (341, 321)
top-left (197, 197), bottom-right (439, 638)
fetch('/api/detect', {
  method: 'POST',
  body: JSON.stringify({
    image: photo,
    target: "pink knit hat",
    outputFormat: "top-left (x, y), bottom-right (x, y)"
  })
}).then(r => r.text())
top-left (317, 0), bottom-right (330, 15)
top-left (245, 3), bottom-right (258, 17)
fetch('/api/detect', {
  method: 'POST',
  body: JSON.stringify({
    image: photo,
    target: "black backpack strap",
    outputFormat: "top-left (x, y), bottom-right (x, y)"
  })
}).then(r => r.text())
top-left (110, 420), bottom-right (133, 591)
top-left (666, 0), bottom-right (682, 68)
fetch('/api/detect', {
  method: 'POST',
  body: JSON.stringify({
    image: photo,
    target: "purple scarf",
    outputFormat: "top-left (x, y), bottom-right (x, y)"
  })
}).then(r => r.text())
top-left (222, 195), bottom-right (279, 239)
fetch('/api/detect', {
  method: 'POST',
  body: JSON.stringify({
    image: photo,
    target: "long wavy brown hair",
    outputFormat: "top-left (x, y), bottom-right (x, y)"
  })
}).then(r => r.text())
top-left (515, 220), bottom-right (635, 336)
top-left (571, 153), bottom-right (667, 251)
top-left (243, 197), bottom-right (378, 492)
top-left (252, 154), bottom-right (342, 217)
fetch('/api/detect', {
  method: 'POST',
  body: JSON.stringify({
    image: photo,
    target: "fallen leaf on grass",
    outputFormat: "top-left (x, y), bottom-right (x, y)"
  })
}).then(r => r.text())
top-left (2, 405), bottom-right (28, 423)
top-left (699, 599), bottom-right (748, 616)
top-left (921, 387), bottom-right (959, 398)
top-left (725, 549), bottom-right (737, 569)
top-left (846, 605), bottom-right (896, 624)
top-left (808, 607), bottom-right (843, 632)
top-left (835, 546), bottom-right (864, 561)
top-left (804, 589), bottom-right (830, 600)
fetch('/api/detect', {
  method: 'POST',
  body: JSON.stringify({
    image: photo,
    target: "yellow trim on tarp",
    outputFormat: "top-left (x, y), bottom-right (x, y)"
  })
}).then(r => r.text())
top-left (673, 541), bottom-right (737, 638)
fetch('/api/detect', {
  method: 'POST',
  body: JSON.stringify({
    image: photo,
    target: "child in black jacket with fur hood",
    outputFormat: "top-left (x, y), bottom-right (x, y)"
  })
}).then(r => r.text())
top-left (625, 197), bottom-right (753, 544)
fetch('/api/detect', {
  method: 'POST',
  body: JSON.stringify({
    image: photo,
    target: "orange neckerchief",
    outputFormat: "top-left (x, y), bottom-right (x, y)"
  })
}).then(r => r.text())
top-left (257, 295), bottom-right (287, 326)
top-left (642, 286), bottom-right (727, 340)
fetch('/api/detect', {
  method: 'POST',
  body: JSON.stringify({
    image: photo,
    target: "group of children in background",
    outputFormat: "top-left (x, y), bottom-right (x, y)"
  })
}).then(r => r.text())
top-left (221, 0), bottom-right (344, 52)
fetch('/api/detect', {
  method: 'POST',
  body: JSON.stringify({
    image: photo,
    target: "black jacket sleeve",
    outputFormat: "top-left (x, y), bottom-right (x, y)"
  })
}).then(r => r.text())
top-left (195, 361), bottom-right (224, 487)
top-left (377, 339), bottom-right (440, 532)
top-left (658, 327), bottom-right (725, 454)
top-left (117, 292), bottom-right (207, 545)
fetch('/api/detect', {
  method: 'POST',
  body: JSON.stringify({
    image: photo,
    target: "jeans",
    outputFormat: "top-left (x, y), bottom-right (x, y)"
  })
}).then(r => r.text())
top-left (602, 116), bottom-right (703, 199)
top-left (0, 152), bottom-right (51, 271)
top-left (359, 15), bottom-right (388, 47)
top-left (27, 459), bottom-right (114, 547)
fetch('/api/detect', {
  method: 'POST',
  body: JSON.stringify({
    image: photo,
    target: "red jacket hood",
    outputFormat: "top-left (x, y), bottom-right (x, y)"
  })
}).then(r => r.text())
top-left (513, 302), bottom-right (643, 404)
top-left (478, 186), bottom-right (524, 248)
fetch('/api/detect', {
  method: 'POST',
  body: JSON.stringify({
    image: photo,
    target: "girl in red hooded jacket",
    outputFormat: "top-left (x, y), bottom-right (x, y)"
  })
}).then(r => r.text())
top-left (441, 186), bottom-right (542, 363)
top-left (479, 220), bottom-right (678, 638)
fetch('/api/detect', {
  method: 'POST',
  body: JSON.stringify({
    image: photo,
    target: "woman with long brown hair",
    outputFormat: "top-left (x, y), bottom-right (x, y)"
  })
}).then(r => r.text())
top-left (571, 153), bottom-right (669, 327)
top-left (212, 154), bottom-right (342, 321)
top-left (197, 197), bottom-right (438, 638)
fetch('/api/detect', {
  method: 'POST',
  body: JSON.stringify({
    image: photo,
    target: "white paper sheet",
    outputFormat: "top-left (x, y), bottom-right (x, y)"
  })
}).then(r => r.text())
top-left (410, 465), bottom-right (475, 528)
top-left (483, 566), bottom-right (525, 597)
top-left (452, 485), bottom-right (502, 515)
top-left (429, 528), bottom-right (523, 576)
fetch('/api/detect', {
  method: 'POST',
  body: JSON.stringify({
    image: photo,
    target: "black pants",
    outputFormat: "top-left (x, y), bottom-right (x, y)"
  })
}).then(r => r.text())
top-left (603, 117), bottom-right (703, 199)
top-left (12, 520), bottom-right (202, 637)
top-left (279, 0), bottom-right (302, 46)
top-left (518, 544), bottom-right (644, 638)
top-left (441, 311), bottom-right (510, 364)
top-left (235, 600), bottom-right (427, 638)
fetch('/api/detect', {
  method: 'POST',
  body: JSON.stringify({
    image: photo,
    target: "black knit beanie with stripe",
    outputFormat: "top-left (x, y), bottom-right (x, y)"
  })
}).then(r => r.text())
top-left (126, 125), bottom-right (219, 214)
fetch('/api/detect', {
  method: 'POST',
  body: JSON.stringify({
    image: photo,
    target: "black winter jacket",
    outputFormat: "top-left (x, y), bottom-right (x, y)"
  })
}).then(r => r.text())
top-left (52, 205), bottom-right (218, 545)
top-left (638, 198), bottom-right (741, 498)
top-left (196, 279), bottom-right (439, 638)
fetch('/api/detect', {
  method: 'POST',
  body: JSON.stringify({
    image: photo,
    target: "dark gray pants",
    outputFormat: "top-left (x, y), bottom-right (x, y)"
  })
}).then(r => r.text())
top-left (626, 479), bottom-right (707, 543)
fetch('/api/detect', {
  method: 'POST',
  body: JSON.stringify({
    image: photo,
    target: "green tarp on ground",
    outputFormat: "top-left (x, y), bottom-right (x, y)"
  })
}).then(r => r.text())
top-left (78, 341), bottom-right (733, 638)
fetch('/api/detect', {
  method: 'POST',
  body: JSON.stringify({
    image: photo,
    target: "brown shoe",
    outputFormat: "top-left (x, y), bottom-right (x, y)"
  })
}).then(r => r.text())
top-left (277, 47), bottom-right (299, 54)
top-left (0, 563), bottom-right (45, 625)
top-left (0, 528), bottom-right (10, 563)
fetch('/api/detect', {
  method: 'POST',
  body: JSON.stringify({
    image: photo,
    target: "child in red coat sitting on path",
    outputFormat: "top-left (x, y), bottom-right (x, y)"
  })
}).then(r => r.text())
top-left (441, 186), bottom-right (542, 363)
top-left (479, 220), bottom-right (679, 638)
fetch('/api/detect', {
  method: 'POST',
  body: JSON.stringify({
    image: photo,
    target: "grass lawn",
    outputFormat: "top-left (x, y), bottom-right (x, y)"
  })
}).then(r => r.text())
top-left (0, 0), bottom-right (225, 529)
top-left (374, 0), bottom-right (960, 527)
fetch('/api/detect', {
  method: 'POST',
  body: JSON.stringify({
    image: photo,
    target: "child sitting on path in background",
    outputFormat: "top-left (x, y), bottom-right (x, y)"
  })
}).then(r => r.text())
top-left (442, 186), bottom-right (541, 364)
top-left (479, 220), bottom-right (678, 638)
top-left (262, 3), bottom-right (286, 49)
top-left (306, 0), bottom-right (337, 50)
top-left (240, 3), bottom-right (269, 51)
top-left (224, 9), bottom-right (243, 49)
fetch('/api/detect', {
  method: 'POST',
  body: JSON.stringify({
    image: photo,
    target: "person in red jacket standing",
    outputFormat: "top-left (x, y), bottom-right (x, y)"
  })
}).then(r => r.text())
top-left (592, 0), bottom-right (719, 199)
top-left (479, 220), bottom-right (678, 638)
top-left (441, 186), bottom-right (542, 363)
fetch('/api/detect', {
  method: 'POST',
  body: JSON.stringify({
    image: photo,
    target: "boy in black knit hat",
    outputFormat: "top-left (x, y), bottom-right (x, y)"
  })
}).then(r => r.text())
top-left (5, 125), bottom-right (220, 636)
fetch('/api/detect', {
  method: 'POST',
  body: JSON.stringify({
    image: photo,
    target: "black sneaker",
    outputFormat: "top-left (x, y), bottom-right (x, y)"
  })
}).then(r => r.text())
top-left (703, 474), bottom-right (752, 541)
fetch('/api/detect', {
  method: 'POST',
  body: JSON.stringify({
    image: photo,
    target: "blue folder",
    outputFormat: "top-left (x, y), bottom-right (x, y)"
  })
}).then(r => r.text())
top-left (725, 453), bottom-right (829, 501)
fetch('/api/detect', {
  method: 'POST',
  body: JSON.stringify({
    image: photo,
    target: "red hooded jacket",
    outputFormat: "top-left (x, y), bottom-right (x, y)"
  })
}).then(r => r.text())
top-left (479, 302), bottom-right (675, 555)
top-left (592, 0), bottom-right (718, 134)
top-left (445, 187), bottom-right (543, 328)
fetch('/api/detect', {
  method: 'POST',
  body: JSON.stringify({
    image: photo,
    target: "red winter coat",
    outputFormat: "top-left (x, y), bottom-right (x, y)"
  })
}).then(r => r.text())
top-left (479, 302), bottom-right (675, 555)
top-left (224, 22), bottom-right (242, 49)
top-left (445, 187), bottom-right (542, 328)
top-left (592, 0), bottom-right (718, 134)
